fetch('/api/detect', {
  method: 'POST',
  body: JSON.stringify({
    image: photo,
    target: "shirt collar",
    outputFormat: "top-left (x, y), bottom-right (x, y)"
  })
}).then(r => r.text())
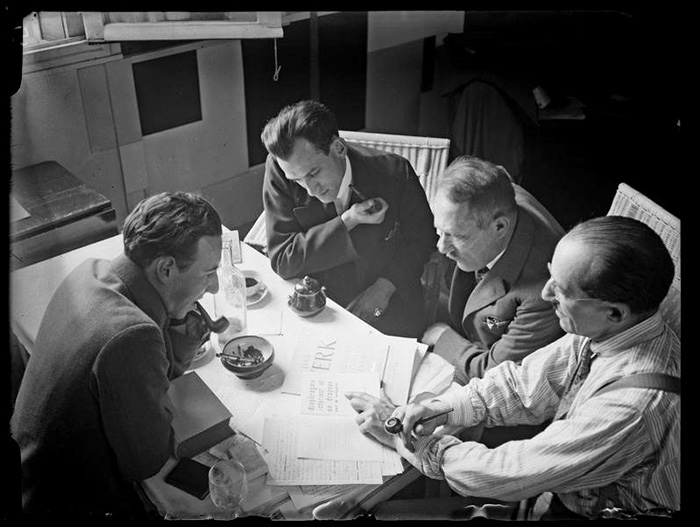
top-left (484, 210), bottom-right (518, 270)
top-left (334, 157), bottom-right (353, 213)
top-left (588, 311), bottom-right (666, 357)
top-left (485, 247), bottom-right (506, 271)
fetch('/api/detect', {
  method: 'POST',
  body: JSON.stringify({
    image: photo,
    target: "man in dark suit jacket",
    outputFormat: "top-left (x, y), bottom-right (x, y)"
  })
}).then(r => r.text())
top-left (11, 192), bottom-right (221, 517)
top-left (423, 156), bottom-right (565, 386)
top-left (261, 100), bottom-right (438, 338)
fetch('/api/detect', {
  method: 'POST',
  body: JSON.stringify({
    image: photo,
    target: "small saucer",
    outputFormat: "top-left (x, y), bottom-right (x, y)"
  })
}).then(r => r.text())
top-left (246, 283), bottom-right (268, 306)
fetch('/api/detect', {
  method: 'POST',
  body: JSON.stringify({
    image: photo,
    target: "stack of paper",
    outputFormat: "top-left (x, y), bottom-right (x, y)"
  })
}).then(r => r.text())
top-left (263, 370), bottom-right (405, 487)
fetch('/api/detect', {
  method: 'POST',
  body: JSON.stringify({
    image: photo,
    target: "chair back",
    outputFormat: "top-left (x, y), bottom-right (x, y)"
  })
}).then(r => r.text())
top-left (339, 130), bottom-right (451, 207)
top-left (607, 183), bottom-right (680, 338)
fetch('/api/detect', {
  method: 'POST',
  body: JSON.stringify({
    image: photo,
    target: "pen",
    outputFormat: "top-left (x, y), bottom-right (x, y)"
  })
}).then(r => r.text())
top-left (384, 408), bottom-right (454, 434)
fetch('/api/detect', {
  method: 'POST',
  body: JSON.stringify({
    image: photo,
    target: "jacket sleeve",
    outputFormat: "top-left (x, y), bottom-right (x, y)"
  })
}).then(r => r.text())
top-left (374, 160), bottom-right (438, 294)
top-left (91, 323), bottom-right (174, 481)
top-left (263, 155), bottom-right (360, 279)
top-left (434, 294), bottom-right (564, 385)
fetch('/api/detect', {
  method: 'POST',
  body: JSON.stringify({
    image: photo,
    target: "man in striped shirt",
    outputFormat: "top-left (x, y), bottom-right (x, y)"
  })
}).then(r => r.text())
top-left (347, 215), bottom-right (680, 519)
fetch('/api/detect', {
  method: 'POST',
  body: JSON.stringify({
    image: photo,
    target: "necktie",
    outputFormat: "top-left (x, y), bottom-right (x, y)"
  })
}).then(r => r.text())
top-left (475, 266), bottom-right (489, 283)
top-left (554, 341), bottom-right (596, 420)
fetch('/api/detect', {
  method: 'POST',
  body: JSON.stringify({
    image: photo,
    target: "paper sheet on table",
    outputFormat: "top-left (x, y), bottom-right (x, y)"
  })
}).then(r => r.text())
top-left (408, 343), bottom-right (455, 401)
top-left (262, 417), bottom-right (383, 485)
top-left (381, 336), bottom-right (418, 406)
top-left (297, 416), bottom-right (384, 462)
top-left (247, 308), bottom-right (283, 335)
top-left (300, 371), bottom-right (380, 417)
top-left (241, 473), bottom-right (289, 515)
top-left (213, 385), bottom-right (267, 442)
top-left (208, 434), bottom-right (268, 481)
top-left (382, 444), bottom-right (404, 476)
top-left (282, 330), bottom-right (388, 396)
top-left (287, 484), bottom-right (361, 510)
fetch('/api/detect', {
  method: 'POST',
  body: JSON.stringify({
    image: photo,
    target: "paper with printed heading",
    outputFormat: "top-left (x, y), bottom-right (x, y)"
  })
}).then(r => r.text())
top-left (282, 330), bottom-right (388, 396)
top-left (300, 371), bottom-right (380, 417)
top-left (262, 416), bottom-right (383, 485)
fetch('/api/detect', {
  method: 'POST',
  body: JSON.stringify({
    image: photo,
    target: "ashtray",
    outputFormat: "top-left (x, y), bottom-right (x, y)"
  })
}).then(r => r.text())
top-left (218, 335), bottom-right (274, 379)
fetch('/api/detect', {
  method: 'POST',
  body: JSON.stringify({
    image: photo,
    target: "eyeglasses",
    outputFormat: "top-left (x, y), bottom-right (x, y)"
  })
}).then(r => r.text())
top-left (546, 263), bottom-right (606, 303)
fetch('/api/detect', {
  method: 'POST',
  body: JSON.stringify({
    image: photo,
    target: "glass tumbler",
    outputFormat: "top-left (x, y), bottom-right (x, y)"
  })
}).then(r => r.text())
top-left (208, 458), bottom-right (248, 518)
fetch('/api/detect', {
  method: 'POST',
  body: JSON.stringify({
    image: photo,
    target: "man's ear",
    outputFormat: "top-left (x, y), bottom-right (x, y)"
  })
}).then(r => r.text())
top-left (493, 214), bottom-right (511, 238)
top-left (607, 303), bottom-right (630, 324)
top-left (153, 255), bottom-right (178, 284)
top-left (331, 137), bottom-right (347, 157)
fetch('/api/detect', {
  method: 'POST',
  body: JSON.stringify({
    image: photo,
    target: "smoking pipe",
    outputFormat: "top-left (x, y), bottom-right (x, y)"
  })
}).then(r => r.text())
top-left (195, 301), bottom-right (229, 333)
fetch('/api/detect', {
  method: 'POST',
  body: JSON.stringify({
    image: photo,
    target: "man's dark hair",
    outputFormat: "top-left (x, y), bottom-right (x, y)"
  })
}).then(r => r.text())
top-left (123, 191), bottom-right (222, 270)
top-left (566, 215), bottom-right (675, 315)
top-left (438, 155), bottom-right (517, 228)
top-left (261, 99), bottom-right (339, 160)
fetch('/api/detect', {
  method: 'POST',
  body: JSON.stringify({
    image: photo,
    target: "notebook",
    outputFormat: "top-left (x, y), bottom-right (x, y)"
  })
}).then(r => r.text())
top-left (168, 371), bottom-right (235, 459)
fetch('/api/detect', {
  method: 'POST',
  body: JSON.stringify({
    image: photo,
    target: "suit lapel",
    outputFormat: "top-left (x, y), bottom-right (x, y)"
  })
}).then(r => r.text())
top-left (463, 206), bottom-right (535, 318)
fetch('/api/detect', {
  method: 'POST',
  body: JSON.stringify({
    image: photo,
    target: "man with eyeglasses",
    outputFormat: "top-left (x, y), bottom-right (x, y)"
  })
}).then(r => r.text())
top-left (346, 215), bottom-right (679, 520)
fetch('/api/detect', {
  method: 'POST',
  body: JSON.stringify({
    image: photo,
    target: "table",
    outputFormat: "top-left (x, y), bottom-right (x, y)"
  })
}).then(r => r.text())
top-left (10, 161), bottom-right (118, 271)
top-left (10, 232), bottom-right (454, 519)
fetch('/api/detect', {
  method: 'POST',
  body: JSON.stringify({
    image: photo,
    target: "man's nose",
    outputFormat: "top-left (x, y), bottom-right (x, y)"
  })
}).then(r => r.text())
top-left (436, 233), bottom-right (450, 254)
top-left (207, 273), bottom-right (220, 296)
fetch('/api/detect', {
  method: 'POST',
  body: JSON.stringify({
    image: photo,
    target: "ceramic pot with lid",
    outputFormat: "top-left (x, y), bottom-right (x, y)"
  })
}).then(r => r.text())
top-left (288, 275), bottom-right (327, 317)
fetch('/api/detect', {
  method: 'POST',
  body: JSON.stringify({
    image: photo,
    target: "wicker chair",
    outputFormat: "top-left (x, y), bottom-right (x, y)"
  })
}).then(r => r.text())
top-left (607, 183), bottom-right (680, 338)
top-left (243, 130), bottom-right (451, 323)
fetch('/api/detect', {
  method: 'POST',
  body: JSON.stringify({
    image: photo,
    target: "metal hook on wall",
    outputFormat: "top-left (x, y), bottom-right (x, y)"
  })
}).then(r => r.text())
top-left (273, 38), bottom-right (281, 82)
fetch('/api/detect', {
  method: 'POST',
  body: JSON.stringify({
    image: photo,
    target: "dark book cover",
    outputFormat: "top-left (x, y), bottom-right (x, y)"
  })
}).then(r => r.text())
top-left (168, 371), bottom-right (234, 459)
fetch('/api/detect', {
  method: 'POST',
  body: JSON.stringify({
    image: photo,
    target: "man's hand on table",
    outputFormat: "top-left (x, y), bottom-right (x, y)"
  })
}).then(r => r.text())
top-left (344, 390), bottom-right (398, 448)
top-left (346, 277), bottom-right (396, 324)
top-left (346, 390), bottom-right (452, 453)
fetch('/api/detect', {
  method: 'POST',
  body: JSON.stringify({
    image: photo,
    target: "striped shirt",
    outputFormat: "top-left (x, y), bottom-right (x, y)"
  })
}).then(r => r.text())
top-left (396, 312), bottom-right (680, 518)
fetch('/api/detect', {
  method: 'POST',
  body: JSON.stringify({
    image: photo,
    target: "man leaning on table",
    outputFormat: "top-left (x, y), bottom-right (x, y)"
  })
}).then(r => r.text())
top-left (11, 192), bottom-right (222, 517)
top-left (260, 99), bottom-right (438, 338)
top-left (347, 216), bottom-right (680, 520)
top-left (422, 155), bottom-right (565, 386)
